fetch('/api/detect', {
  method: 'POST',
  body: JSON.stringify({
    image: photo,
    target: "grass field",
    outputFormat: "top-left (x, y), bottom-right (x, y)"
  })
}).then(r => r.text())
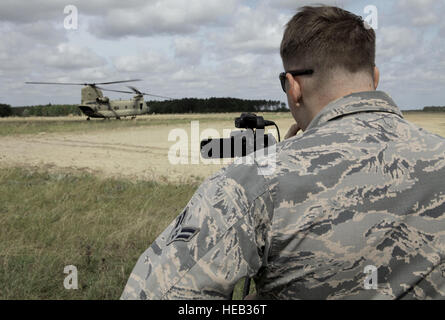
top-left (1, 111), bottom-right (444, 137)
top-left (0, 113), bottom-right (285, 136)
top-left (1, 111), bottom-right (444, 299)
top-left (0, 167), bottom-right (254, 299)
top-left (0, 167), bottom-right (200, 299)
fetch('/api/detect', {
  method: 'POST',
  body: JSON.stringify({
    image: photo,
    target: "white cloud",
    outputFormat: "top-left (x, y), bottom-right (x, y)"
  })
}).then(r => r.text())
top-left (397, 0), bottom-right (436, 9)
top-left (210, 4), bottom-right (285, 55)
top-left (0, 0), bottom-right (148, 24)
top-left (89, 0), bottom-right (238, 38)
top-left (412, 12), bottom-right (438, 26)
top-left (377, 26), bottom-right (419, 59)
top-left (113, 51), bottom-right (176, 73)
top-left (0, 0), bottom-right (444, 108)
top-left (268, 0), bottom-right (354, 10)
top-left (396, 0), bottom-right (443, 27)
top-left (43, 44), bottom-right (106, 70)
top-left (173, 37), bottom-right (203, 65)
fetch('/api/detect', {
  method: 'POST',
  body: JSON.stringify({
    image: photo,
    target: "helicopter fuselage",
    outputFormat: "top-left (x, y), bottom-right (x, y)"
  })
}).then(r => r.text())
top-left (79, 85), bottom-right (149, 119)
top-left (25, 80), bottom-right (163, 120)
top-left (78, 97), bottom-right (150, 119)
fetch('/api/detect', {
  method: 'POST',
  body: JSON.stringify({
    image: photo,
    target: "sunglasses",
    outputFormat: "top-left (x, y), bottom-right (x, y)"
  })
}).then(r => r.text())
top-left (279, 69), bottom-right (314, 93)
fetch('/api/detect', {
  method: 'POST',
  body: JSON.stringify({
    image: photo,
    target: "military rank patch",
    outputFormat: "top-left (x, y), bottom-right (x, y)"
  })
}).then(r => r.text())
top-left (167, 208), bottom-right (200, 246)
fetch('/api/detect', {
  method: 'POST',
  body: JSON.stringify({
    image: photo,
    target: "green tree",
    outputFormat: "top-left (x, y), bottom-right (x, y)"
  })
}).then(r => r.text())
top-left (0, 103), bottom-right (12, 117)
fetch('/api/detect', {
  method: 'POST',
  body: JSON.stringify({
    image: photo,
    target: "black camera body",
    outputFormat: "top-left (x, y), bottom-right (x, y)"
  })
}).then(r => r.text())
top-left (235, 113), bottom-right (268, 130)
top-left (200, 113), bottom-right (279, 159)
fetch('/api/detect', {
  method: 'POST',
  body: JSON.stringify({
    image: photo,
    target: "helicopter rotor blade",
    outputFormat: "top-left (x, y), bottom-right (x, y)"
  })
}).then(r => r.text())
top-left (25, 81), bottom-right (87, 85)
top-left (25, 79), bottom-right (142, 86)
top-left (95, 86), bottom-right (135, 94)
top-left (102, 87), bottom-right (173, 100)
top-left (126, 86), bottom-right (173, 100)
top-left (140, 93), bottom-right (174, 100)
top-left (127, 86), bottom-right (142, 95)
top-left (25, 81), bottom-right (173, 100)
top-left (93, 79), bottom-right (142, 85)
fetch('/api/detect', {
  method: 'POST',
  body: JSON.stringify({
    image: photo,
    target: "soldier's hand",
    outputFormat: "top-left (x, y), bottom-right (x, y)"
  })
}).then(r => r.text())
top-left (284, 123), bottom-right (301, 140)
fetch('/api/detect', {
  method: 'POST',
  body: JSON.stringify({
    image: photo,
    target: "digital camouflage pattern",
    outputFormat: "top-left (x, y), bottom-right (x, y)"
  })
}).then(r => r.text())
top-left (121, 91), bottom-right (445, 299)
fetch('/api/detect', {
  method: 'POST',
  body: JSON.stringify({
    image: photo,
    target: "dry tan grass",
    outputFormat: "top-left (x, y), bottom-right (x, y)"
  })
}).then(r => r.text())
top-left (0, 113), bottom-right (247, 122)
top-left (403, 112), bottom-right (445, 137)
top-left (0, 112), bottom-right (444, 183)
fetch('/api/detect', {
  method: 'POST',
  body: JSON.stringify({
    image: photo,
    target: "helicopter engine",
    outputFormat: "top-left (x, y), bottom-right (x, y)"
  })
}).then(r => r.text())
top-left (96, 97), bottom-right (110, 104)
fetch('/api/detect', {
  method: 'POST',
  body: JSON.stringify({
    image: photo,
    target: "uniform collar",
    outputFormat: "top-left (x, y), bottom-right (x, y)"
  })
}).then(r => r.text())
top-left (305, 91), bottom-right (404, 131)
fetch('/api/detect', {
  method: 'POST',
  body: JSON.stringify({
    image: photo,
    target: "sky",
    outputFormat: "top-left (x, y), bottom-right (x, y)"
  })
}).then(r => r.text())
top-left (0, 0), bottom-right (444, 109)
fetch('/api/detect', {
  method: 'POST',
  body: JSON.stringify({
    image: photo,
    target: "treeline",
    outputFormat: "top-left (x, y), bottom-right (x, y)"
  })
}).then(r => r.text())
top-left (0, 103), bottom-right (12, 117)
top-left (4, 101), bottom-right (445, 117)
top-left (12, 104), bottom-right (81, 117)
top-left (147, 98), bottom-right (287, 114)
top-left (2, 98), bottom-right (287, 117)
top-left (423, 106), bottom-right (445, 112)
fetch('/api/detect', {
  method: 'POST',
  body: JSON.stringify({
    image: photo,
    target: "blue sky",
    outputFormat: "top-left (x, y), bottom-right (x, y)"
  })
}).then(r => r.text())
top-left (1, 0), bottom-right (444, 110)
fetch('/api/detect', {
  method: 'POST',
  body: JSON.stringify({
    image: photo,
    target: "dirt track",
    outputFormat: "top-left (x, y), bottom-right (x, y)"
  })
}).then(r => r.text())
top-left (1, 113), bottom-right (444, 183)
top-left (0, 124), bottom-right (229, 183)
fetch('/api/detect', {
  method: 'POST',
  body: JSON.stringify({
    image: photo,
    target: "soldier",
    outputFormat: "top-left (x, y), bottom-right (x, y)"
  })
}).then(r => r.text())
top-left (121, 5), bottom-right (445, 299)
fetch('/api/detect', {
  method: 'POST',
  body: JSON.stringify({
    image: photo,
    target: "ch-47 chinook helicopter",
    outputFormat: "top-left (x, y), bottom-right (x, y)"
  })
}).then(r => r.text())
top-left (25, 79), bottom-right (173, 120)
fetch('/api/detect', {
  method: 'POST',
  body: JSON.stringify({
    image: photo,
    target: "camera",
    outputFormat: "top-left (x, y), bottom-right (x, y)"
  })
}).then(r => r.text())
top-left (200, 113), bottom-right (280, 159)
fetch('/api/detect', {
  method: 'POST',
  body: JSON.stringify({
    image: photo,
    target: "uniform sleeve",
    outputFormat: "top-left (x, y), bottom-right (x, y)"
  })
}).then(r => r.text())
top-left (120, 164), bottom-right (274, 300)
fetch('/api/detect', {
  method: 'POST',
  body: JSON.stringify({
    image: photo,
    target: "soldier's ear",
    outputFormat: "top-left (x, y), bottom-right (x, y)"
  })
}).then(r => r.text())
top-left (373, 66), bottom-right (380, 90)
top-left (286, 73), bottom-right (302, 108)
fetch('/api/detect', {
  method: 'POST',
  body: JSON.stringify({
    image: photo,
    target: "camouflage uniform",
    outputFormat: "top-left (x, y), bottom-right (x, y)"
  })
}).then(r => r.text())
top-left (121, 91), bottom-right (445, 299)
